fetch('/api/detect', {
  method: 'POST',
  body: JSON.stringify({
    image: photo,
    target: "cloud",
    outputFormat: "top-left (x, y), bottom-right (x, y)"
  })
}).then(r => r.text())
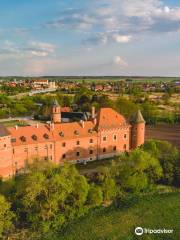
top-left (0, 41), bottom-right (56, 58)
top-left (27, 41), bottom-right (55, 57)
top-left (44, 0), bottom-right (180, 46)
top-left (114, 56), bottom-right (128, 67)
top-left (113, 35), bottom-right (132, 43)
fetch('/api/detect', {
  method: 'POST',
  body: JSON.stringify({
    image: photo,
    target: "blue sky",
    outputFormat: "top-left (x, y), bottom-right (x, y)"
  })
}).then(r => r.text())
top-left (0, 0), bottom-right (180, 76)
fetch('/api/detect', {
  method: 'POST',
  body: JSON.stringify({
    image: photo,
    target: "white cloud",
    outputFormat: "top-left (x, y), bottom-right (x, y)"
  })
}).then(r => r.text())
top-left (0, 41), bottom-right (56, 58)
top-left (114, 35), bottom-right (132, 43)
top-left (114, 56), bottom-right (128, 67)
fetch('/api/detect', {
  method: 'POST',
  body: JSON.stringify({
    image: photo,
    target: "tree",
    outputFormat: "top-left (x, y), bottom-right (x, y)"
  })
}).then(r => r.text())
top-left (87, 185), bottom-right (103, 207)
top-left (116, 97), bottom-right (138, 118)
top-left (102, 177), bottom-right (117, 202)
top-left (13, 163), bottom-right (90, 233)
top-left (144, 140), bottom-right (179, 185)
top-left (115, 149), bottom-right (162, 192)
top-left (0, 194), bottom-right (14, 238)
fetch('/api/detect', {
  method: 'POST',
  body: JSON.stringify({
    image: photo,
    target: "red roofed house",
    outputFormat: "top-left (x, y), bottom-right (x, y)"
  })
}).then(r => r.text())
top-left (0, 101), bottom-right (145, 178)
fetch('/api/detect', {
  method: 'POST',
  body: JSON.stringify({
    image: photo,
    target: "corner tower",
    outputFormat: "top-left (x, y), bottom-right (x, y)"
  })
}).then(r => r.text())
top-left (130, 110), bottom-right (145, 149)
top-left (52, 99), bottom-right (61, 123)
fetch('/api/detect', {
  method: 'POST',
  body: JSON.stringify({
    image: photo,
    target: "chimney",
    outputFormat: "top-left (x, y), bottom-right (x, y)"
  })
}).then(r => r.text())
top-left (80, 120), bottom-right (85, 128)
top-left (36, 123), bottom-right (39, 128)
top-left (15, 125), bottom-right (18, 130)
top-left (93, 118), bottom-right (97, 125)
top-left (51, 122), bottom-right (55, 131)
top-left (92, 106), bottom-right (95, 119)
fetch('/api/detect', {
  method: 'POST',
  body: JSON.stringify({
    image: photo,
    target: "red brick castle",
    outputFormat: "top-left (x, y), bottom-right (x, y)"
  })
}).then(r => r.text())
top-left (0, 101), bottom-right (145, 178)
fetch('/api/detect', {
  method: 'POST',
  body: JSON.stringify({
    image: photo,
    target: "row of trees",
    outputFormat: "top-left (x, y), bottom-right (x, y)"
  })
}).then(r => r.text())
top-left (0, 140), bottom-right (179, 239)
top-left (0, 86), bottom-right (179, 122)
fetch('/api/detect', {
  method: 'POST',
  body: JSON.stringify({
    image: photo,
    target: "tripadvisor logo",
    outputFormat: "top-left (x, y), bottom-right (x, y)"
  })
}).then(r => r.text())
top-left (135, 227), bottom-right (173, 236)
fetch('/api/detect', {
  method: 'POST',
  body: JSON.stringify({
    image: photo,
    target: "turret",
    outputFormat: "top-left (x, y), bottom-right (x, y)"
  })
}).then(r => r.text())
top-left (130, 110), bottom-right (145, 149)
top-left (52, 99), bottom-right (61, 123)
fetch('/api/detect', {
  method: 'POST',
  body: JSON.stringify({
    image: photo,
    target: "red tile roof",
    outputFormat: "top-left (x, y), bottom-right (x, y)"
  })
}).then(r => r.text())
top-left (61, 107), bottom-right (72, 112)
top-left (9, 125), bottom-right (54, 146)
top-left (96, 108), bottom-right (127, 129)
top-left (52, 121), bottom-right (96, 140)
top-left (8, 121), bottom-right (96, 146)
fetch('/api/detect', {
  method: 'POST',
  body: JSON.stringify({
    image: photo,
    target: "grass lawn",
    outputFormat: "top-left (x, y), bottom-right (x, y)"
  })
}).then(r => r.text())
top-left (59, 192), bottom-right (180, 240)
top-left (1, 120), bottom-right (28, 127)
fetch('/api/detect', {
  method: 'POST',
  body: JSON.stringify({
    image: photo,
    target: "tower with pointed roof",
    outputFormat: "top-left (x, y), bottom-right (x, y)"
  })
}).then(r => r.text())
top-left (52, 99), bottom-right (61, 123)
top-left (130, 110), bottom-right (145, 149)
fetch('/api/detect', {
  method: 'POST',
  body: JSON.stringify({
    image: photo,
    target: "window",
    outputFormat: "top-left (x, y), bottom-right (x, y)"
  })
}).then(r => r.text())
top-left (124, 144), bottom-right (127, 150)
top-left (74, 130), bottom-right (79, 135)
top-left (35, 147), bottom-right (38, 151)
top-left (32, 135), bottom-right (37, 141)
top-left (103, 136), bottom-right (107, 141)
top-left (43, 133), bottom-right (49, 139)
top-left (113, 146), bottom-right (117, 151)
top-left (20, 136), bottom-right (26, 142)
top-left (113, 134), bottom-right (117, 141)
top-left (24, 148), bottom-right (28, 152)
top-left (50, 144), bottom-right (53, 149)
top-left (103, 148), bottom-right (106, 153)
top-left (59, 131), bottom-right (64, 137)
top-left (89, 149), bottom-right (93, 155)
top-left (76, 140), bottom-right (80, 145)
top-left (62, 154), bottom-right (66, 159)
top-left (76, 151), bottom-right (80, 157)
top-left (62, 142), bottom-right (66, 147)
top-left (89, 139), bottom-right (93, 143)
top-left (88, 129), bottom-right (93, 134)
top-left (124, 134), bottom-right (127, 139)
top-left (11, 138), bottom-right (16, 143)
top-left (12, 148), bottom-right (15, 154)
top-left (4, 144), bottom-right (6, 148)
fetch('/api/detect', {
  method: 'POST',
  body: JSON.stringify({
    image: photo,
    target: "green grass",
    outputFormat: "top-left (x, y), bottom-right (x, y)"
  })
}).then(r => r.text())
top-left (58, 192), bottom-right (180, 240)
top-left (1, 120), bottom-right (28, 127)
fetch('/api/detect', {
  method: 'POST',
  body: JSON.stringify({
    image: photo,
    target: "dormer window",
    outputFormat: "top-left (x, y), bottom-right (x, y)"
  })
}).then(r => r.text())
top-left (11, 138), bottom-right (16, 143)
top-left (59, 131), bottom-right (64, 137)
top-left (88, 129), bottom-right (93, 134)
top-left (20, 136), bottom-right (26, 142)
top-left (43, 133), bottom-right (49, 139)
top-left (74, 130), bottom-right (79, 135)
top-left (32, 135), bottom-right (37, 141)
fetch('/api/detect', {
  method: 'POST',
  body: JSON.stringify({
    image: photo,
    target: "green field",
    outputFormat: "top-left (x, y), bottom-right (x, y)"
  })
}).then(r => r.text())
top-left (59, 192), bottom-right (180, 240)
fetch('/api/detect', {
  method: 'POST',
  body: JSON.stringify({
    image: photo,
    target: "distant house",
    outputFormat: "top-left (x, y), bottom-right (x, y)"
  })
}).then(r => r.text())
top-left (31, 79), bottom-right (49, 90)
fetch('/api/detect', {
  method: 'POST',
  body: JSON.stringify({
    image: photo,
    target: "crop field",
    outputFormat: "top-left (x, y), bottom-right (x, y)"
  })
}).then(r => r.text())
top-left (145, 123), bottom-right (180, 148)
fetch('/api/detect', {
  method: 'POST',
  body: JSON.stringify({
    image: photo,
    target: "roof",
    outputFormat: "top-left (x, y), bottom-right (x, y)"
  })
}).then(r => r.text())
top-left (8, 121), bottom-right (96, 146)
top-left (52, 121), bottom-right (97, 140)
top-left (96, 108), bottom-right (127, 130)
top-left (61, 107), bottom-right (71, 112)
top-left (33, 79), bottom-right (48, 83)
top-left (8, 125), bottom-right (54, 146)
top-left (0, 125), bottom-right (10, 137)
top-left (53, 99), bottom-right (59, 106)
top-left (130, 110), bottom-right (145, 124)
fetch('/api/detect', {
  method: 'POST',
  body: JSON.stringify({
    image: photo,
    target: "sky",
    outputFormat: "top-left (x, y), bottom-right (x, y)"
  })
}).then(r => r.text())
top-left (0, 0), bottom-right (180, 76)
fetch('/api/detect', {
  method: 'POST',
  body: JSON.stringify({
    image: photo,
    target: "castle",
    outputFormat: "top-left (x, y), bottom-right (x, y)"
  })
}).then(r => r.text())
top-left (0, 101), bottom-right (145, 178)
